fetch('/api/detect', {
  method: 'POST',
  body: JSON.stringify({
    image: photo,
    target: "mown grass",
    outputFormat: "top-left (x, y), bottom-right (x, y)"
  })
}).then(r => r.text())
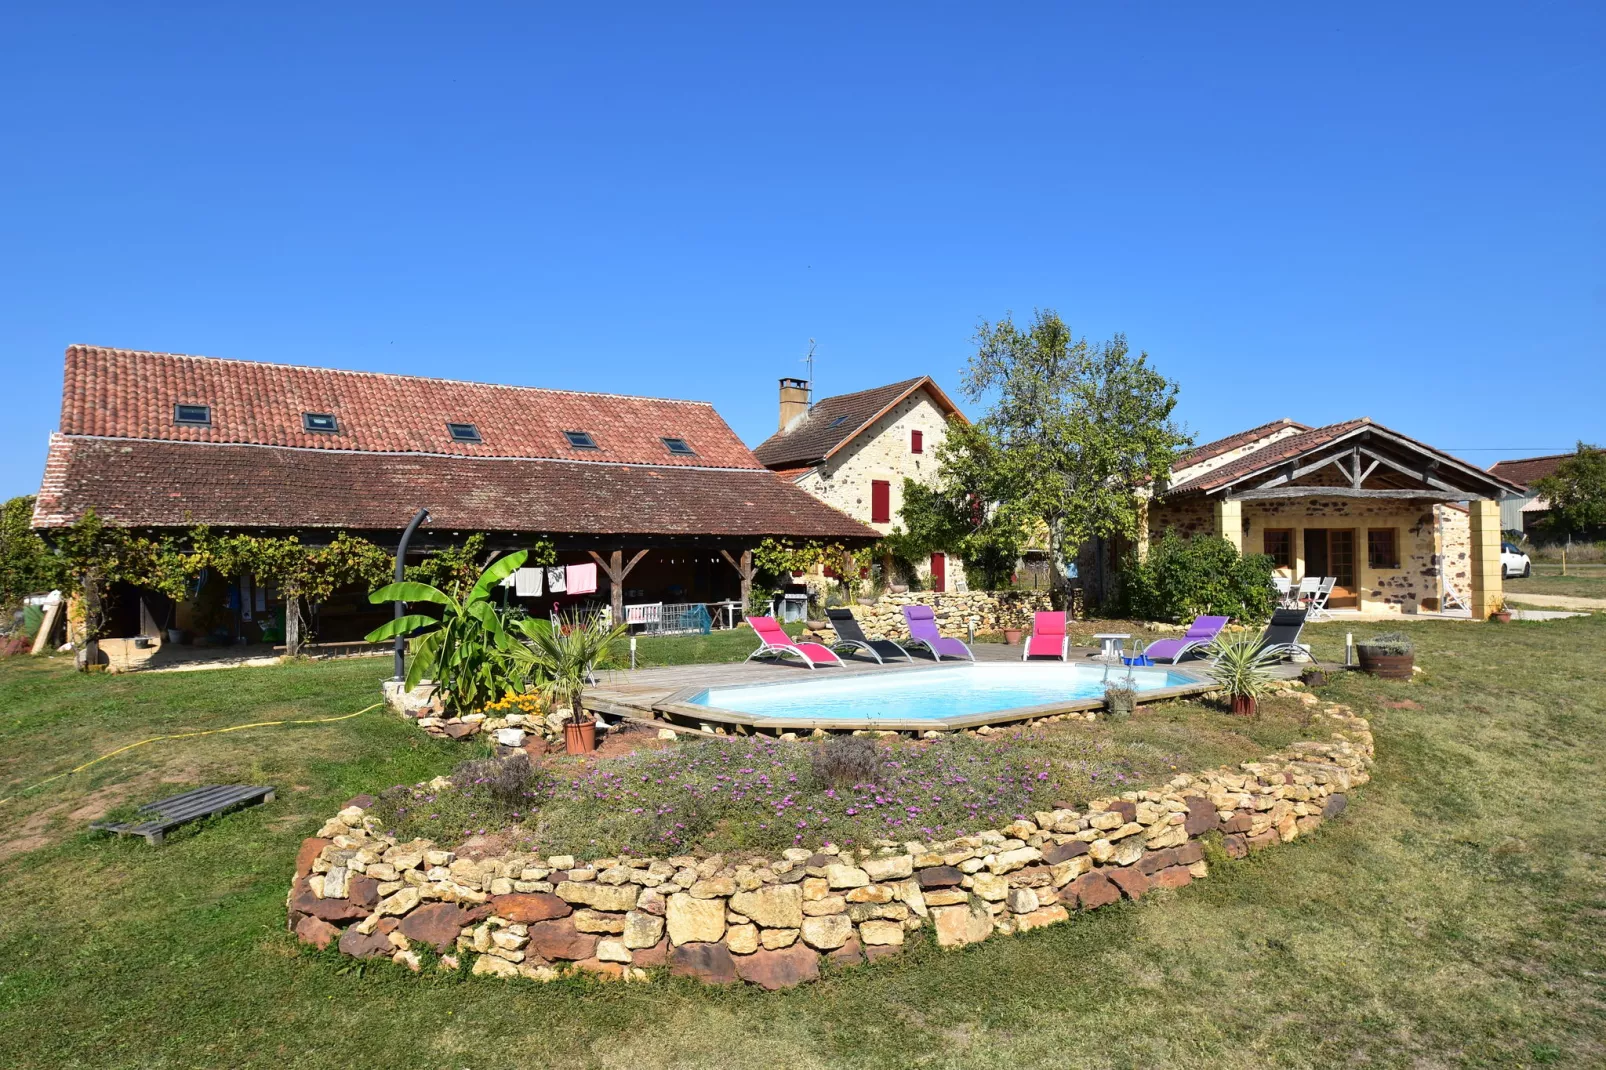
top-left (1505, 572), bottom-right (1606, 599)
top-left (1, 615), bottom-right (1604, 1068)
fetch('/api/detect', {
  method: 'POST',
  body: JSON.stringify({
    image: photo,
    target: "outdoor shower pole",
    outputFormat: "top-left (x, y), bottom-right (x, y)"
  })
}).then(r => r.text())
top-left (392, 508), bottom-right (431, 681)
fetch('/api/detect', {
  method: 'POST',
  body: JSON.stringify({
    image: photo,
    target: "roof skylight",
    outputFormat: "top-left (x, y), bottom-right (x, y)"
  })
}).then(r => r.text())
top-left (446, 422), bottom-right (482, 443)
top-left (564, 430), bottom-right (600, 450)
top-left (174, 403), bottom-right (211, 426)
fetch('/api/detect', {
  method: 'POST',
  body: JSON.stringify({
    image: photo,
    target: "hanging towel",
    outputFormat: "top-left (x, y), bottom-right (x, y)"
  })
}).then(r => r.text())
top-left (566, 562), bottom-right (598, 595)
top-left (546, 566), bottom-right (567, 593)
top-left (514, 567), bottom-right (544, 597)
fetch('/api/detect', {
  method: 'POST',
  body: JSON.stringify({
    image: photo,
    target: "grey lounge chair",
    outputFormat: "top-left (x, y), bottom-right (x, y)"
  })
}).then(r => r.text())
top-left (1253, 608), bottom-right (1310, 660)
top-left (826, 608), bottom-right (909, 663)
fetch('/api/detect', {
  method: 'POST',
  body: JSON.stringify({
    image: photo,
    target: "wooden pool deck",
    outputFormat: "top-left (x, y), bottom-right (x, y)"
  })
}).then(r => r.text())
top-left (581, 642), bottom-right (1320, 734)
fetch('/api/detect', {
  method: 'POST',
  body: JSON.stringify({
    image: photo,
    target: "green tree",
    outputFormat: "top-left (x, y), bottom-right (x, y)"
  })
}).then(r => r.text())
top-left (1533, 442), bottom-right (1606, 542)
top-left (954, 309), bottom-right (1189, 605)
top-left (1118, 529), bottom-right (1276, 624)
top-left (0, 496), bottom-right (64, 607)
top-left (889, 451), bottom-right (1024, 590)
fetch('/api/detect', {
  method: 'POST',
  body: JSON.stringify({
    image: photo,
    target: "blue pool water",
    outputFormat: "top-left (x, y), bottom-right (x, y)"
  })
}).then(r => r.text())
top-left (685, 663), bottom-right (1198, 724)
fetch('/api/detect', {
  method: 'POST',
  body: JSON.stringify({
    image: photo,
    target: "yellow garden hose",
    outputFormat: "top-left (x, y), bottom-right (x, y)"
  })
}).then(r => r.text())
top-left (0, 702), bottom-right (383, 806)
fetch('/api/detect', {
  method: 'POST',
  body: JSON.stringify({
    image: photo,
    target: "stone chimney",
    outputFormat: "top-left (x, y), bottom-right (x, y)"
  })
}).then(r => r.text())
top-left (778, 377), bottom-right (810, 430)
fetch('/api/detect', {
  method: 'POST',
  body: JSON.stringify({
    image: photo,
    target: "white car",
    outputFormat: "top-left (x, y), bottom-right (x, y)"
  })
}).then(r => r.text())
top-left (1500, 541), bottom-right (1531, 580)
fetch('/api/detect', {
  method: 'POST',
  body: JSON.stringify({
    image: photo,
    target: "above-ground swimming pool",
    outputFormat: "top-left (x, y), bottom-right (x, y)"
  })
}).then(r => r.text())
top-left (668, 662), bottom-right (1209, 731)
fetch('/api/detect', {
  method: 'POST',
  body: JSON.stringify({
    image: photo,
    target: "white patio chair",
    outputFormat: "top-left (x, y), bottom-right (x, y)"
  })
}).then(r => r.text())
top-left (1306, 577), bottom-right (1337, 621)
top-left (1293, 577), bottom-right (1321, 608)
top-left (1272, 577), bottom-right (1293, 606)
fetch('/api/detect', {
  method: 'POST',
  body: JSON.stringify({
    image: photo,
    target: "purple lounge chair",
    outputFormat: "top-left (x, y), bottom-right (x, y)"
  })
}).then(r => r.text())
top-left (1138, 615), bottom-right (1230, 663)
top-left (901, 604), bottom-right (974, 662)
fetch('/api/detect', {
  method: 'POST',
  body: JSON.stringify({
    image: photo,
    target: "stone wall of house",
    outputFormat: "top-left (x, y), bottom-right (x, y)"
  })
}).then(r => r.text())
top-left (289, 696), bottom-right (1372, 988)
top-left (1436, 505), bottom-right (1471, 609)
top-left (793, 387), bottom-right (968, 591)
top-left (1149, 495), bottom-right (1461, 613)
top-left (803, 589), bottom-right (1054, 644)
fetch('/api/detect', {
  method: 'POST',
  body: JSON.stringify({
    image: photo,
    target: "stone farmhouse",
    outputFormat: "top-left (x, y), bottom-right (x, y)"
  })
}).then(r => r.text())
top-left (32, 346), bottom-right (876, 647)
top-left (752, 376), bottom-right (968, 591)
top-left (1141, 417), bottom-right (1521, 618)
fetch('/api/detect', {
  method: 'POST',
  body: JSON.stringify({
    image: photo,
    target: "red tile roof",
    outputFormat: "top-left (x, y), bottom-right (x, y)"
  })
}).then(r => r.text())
top-left (752, 376), bottom-right (964, 469)
top-left (1175, 418), bottom-right (1309, 470)
top-left (1488, 453), bottom-right (1569, 489)
top-left (33, 435), bottom-right (876, 538)
top-left (38, 346), bottom-right (879, 540)
top-left (1165, 417), bottom-right (1523, 497)
top-left (59, 345), bottom-right (762, 469)
top-left (1167, 420), bottom-right (1371, 494)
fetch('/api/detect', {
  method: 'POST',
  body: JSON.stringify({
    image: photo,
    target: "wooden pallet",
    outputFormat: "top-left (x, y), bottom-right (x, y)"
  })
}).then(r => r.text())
top-left (91, 784), bottom-right (276, 845)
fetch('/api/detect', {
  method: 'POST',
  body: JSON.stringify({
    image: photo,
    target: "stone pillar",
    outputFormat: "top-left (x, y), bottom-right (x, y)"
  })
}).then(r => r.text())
top-left (1214, 499), bottom-right (1243, 553)
top-left (1468, 498), bottom-right (1502, 621)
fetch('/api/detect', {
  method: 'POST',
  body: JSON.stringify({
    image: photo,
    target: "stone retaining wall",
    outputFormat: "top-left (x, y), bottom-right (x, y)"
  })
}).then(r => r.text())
top-left (806, 590), bottom-right (1055, 645)
top-left (289, 691), bottom-right (1373, 989)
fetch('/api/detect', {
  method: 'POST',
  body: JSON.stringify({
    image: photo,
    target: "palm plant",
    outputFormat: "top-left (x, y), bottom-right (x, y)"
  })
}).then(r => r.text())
top-left (511, 608), bottom-right (627, 721)
top-left (1203, 634), bottom-right (1281, 715)
top-left (365, 550), bottom-right (530, 713)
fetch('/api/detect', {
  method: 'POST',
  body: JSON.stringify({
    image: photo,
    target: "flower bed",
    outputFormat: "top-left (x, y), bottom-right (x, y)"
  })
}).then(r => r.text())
top-left (288, 689), bottom-right (1373, 989)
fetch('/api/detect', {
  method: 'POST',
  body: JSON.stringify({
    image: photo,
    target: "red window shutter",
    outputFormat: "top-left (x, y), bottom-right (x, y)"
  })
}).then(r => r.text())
top-left (911, 430), bottom-right (923, 454)
top-left (871, 480), bottom-right (891, 524)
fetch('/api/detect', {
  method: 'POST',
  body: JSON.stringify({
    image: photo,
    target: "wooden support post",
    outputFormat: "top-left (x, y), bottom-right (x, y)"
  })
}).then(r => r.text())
top-left (589, 549), bottom-right (650, 625)
top-left (284, 582), bottom-right (302, 657)
top-left (720, 549), bottom-right (757, 616)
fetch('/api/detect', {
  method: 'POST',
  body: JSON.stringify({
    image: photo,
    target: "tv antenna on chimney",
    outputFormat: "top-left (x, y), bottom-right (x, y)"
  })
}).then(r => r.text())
top-left (802, 339), bottom-right (815, 404)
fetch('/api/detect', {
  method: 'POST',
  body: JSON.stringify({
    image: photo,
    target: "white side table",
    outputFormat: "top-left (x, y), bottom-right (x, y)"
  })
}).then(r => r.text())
top-left (1093, 633), bottom-right (1131, 662)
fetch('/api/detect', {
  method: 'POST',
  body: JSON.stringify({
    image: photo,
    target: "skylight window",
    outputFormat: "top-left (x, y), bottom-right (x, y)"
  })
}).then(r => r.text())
top-left (829, 415), bottom-right (851, 428)
top-left (446, 422), bottom-right (482, 443)
top-left (174, 403), bottom-right (211, 426)
top-left (302, 412), bottom-right (338, 433)
top-left (661, 437), bottom-right (695, 456)
top-left (563, 430), bottom-right (600, 450)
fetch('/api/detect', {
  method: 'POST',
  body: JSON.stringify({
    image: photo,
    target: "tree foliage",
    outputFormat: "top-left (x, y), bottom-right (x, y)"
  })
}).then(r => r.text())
top-left (404, 533), bottom-right (557, 600)
top-left (1118, 529), bottom-right (1276, 624)
top-left (922, 309), bottom-right (1188, 603)
top-left (1533, 442), bottom-right (1606, 541)
top-left (888, 459), bottom-right (1023, 590)
top-left (751, 537), bottom-right (873, 600)
top-left (0, 496), bottom-right (65, 607)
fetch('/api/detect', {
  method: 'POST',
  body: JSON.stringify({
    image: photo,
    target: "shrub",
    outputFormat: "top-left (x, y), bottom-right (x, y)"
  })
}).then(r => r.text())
top-left (1103, 682), bottom-right (1137, 719)
top-left (809, 735), bottom-right (881, 788)
top-left (449, 752), bottom-right (533, 809)
top-left (1358, 631), bottom-right (1413, 656)
top-left (1119, 529), bottom-right (1275, 624)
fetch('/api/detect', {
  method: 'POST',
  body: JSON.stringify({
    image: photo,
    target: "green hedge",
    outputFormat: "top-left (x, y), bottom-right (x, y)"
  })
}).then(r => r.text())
top-left (1118, 529), bottom-right (1275, 624)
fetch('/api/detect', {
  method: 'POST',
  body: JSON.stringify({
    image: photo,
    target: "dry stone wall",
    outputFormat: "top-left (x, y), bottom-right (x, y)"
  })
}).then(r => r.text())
top-left (290, 692), bottom-right (1373, 989)
top-left (805, 590), bottom-right (1054, 645)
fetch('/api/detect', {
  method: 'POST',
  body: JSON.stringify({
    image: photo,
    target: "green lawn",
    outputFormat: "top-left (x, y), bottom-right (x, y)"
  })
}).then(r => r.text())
top-left (1, 615), bottom-right (1603, 1069)
top-left (1505, 571), bottom-right (1606, 599)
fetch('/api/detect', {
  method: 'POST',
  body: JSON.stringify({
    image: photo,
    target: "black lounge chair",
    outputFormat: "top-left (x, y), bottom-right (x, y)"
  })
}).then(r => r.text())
top-left (1253, 608), bottom-right (1310, 660)
top-left (825, 608), bottom-right (910, 664)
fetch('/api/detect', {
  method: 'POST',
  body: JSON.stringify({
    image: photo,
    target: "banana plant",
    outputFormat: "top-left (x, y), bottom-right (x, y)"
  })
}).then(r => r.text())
top-left (365, 549), bottom-right (531, 713)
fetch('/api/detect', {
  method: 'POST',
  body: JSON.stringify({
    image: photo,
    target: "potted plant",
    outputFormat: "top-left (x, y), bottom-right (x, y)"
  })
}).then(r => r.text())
top-left (1204, 635), bottom-right (1280, 716)
top-left (1002, 624), bottom-right (1024, 645)
top-left (1103, 681), bottom-right (1137, 719)
top-left (1299, 665), bottom-right (1330, 688)
top-left (1355, 631), bottom-right (1414, 679)
top-left (515, 608), bottom-right (628, 756)
top-left (1489, 597), bottom-right (1513, 624)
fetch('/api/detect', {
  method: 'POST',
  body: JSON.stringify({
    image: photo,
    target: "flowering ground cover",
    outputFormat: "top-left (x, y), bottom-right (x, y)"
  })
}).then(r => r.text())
top-left (368, 696), bottom-right (1316, 857)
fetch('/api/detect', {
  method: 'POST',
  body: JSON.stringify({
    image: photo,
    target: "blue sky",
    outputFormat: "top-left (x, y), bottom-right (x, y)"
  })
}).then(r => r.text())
top-left (2, 2), bottom-right (1601, 498)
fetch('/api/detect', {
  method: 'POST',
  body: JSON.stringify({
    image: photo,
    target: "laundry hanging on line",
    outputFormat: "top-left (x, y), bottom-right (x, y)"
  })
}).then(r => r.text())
top-left (514, 568), bottom-right (544, 597)
top-left (565, 562), bottom-right (597, 595)
top-left (546, 567), bottom-right (567, 594)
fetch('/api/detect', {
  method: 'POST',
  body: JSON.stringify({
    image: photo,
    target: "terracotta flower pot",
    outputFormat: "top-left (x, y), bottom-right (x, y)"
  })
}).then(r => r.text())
top-left (1230, 694), bottom-right (1257, 717)
top-left (1003, 628), bottom-right (1023, 645)
top-left (564, 717), bottom-right (597, 755)
top-left (1491, 611), bottom-right (1513, 624)
top-left (1356, 649), bottom-right (1414, 679)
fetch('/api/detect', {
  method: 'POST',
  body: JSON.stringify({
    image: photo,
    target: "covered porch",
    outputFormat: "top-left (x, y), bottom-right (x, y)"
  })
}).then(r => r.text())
top-left (1147, 421), bottom-right (1522, 619)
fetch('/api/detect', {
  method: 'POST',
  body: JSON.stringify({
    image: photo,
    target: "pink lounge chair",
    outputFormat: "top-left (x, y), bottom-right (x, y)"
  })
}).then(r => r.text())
top-left (745, 616), bottom-right (844, 669)
top-left (1022, 611), bottom-right (1069, 660)
top-left (1138, 615), bottom-right (1230, 663)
